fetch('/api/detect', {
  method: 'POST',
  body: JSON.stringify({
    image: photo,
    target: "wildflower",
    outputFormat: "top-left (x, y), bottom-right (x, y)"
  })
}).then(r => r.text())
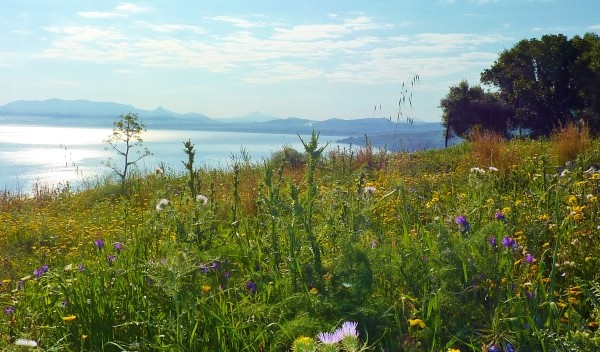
top-left (488, 344), bottom-right (499, 352)
top-left (113, 242), bottom-right (124, 251)
top-left (408, 318), bottom-right (426, 329)
top-left (455, 215), bottom-right (470, 233)
top-left (14, 339), bottom-right (37, 348)
top-left (62, 315), bottom-right (77, 322)
top-left (501, 237), bottom-right (517, 249)
top-left (336, 321), bottom-right (360, 351)
top-left (370, 240), bottom-right (377, 249)
top-left (364, 186), bottom-right (376, 195)
top-left (94, 238), bottom-right (105, 250)
top-left (291, 336), bottom-right (315, 352)
top-left (106, 255), bottom-right (116, 265)
top-left (78, 263), bottom-right (86, 271)
top-left (506, 342), bottom-right (515, 352)
top-left (336, 321), bottom-right (359, 339)
top-left (494, 211), bottom-right (505, 221)
top-left (525, 253), bottom-right (534, 263)
top-left (488, 166), bottom-right (499, 172)
top-left (488, 237), bottom-right (497, 248)
top-left (448, 349), bottom-right (461, 352)
top-left (317, 331), bottom-right (341, 344)
top-left (33, 265), bottom-right (49, 278)
top-left (526, 291), bottom-right (535, 300)
top-left (246, 280), bottom-right (257, 293)
top-left (156, 198), bottom-right (169, 211)
top-left (201, 284), bottom-right (211, 294)
top-left (470, 167), bottom-right (485, 174)
top-left (4, 306), bottom-right (15, 315)
top-left (196, 194), bottom-right (209, 205)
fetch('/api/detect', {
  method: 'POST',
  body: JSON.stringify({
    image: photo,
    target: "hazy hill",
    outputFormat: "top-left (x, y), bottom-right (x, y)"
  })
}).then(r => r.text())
top-left (0, 99), bottom-right (448, 150)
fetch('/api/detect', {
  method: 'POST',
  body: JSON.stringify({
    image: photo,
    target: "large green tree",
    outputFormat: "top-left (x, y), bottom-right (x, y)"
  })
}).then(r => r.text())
top-left (480, 34), bottom-right (579, 136)
top-left (571, 32), bottom-right (600, 133)
top-left (440, 80), bottom-right (512, 145)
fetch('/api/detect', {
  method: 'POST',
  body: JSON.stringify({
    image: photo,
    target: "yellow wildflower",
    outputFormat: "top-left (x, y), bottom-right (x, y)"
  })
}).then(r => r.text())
top-left (309, 287), bottom-right (318, 295)
top-left (447, 349), bottom-right (461, 352)
top-left (201, 285), bottom-right (211, 294)
top-left (62, 315), bottom-right (77, 322)
top-left (408, 318), bottom-right (426, 329)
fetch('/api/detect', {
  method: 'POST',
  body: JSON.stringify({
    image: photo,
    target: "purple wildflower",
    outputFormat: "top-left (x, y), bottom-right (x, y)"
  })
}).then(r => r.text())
top-left (246, 280), bottom-right (257, 293)
top-left (77, 263), bottom-right (85, 272)
top-left (488, 344), bottom-right (500, 352)
top-left (94, 239), bottom-right (105, 250)
top-left (525, 253), bottom-right (534, 263)
top-left (494, 211), bottom-right (505, 221)
top-left (33, 265), bottom-right (49, 278)
top-left (336, 321), bottom-right (359, 339)
top-left (501, 237), bottom-right (517, 249)
top-left (113, 242), bottom-right (123, 251)
top-left (317, 331), bottom-right (342, 345)
top-left (526, 291), bottom-right (535, 300)
top-left (370, 240), bottom-right (377, 249)
top-left (455, 215), bottom-right (470, 233)
top-left (488, 237), bottom-right (497, 248)
top-left (4, 306), bottom-right (15, 315)
top-left (506, 342), bottom-right (515, 352)
top-left (223, 272), bottom-right (231, 280)
top-left (106, 255), bottom-right (116, 265)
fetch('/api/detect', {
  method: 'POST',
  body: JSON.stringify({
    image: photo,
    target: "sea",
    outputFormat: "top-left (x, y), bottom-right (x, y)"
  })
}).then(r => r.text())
top-left (0, 124), bottom-right (345, 194)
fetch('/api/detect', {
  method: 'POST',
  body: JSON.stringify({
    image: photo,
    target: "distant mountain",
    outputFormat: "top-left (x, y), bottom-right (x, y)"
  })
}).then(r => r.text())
top-left (0, 99), bottom-right (214, 128)
top-left (0, 99), bottom-right (137, 117)
top-left (0, 99), bottom-right (446, 151)
top-left (219, 111), bottom-right (280, 123)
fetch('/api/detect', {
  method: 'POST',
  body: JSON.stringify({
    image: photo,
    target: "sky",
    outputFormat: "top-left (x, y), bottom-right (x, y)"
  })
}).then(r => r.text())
top-left (1, 1), bottom-right (599, 122)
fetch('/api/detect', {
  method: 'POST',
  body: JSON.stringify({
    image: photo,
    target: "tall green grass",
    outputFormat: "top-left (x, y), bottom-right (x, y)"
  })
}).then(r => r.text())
top-left (1, 129), bottom-right (600, 351)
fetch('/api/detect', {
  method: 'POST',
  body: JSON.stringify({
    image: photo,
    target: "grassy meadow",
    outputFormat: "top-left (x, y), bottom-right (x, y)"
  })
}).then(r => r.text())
top-left (2, 125), bottom-right (600, 351)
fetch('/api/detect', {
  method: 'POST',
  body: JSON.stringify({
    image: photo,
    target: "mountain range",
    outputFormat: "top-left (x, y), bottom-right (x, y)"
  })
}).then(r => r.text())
top-left (0, 99), bottom-right (452, 151)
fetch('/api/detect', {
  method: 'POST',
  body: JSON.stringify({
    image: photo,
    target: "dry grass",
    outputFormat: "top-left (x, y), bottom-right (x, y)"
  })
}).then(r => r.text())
top-left (550, 121), bottom-right (591, 165)
top-left (469, 129), bottom-right (510, 171)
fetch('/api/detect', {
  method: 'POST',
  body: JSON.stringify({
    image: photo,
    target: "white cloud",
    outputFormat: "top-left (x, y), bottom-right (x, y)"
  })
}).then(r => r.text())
top-left (78, 2), bottom-right (151, 19)
top-left (273, 24), bottom-right (349, 41)
top-left (211, 16), bottom-right (266, 28)
top-left (146, 24), bottom-right (206, 34)
top-left (590, 24), bottom-right (600, 30)
top-left (38, 8), bottom-right (508, 87)
top-left (115, 3), bottom-right (151, 14)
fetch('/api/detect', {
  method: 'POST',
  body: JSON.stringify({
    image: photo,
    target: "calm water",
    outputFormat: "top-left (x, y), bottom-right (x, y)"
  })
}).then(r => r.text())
top-left (0, 125), bottom-right (344, 193)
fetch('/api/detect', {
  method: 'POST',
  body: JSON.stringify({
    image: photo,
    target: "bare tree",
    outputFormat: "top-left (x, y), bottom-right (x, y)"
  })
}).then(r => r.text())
top-left (104, 112), bottom-right (152, 191)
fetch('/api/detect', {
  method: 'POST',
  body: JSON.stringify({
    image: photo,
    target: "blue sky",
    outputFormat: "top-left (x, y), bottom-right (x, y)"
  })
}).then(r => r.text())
top-left (1, 1), bottom-right (599, 122)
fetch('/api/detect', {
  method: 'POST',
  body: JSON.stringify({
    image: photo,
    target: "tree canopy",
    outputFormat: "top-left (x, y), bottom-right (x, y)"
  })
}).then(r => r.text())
top-left (441, 32), bottom-right (600, 139)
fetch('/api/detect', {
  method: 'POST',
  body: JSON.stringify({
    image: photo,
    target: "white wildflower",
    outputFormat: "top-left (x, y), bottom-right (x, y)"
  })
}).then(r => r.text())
top-left (196, 194), bottom-right (209, 205)
top-left (363, 186), bottom-right (376, 195)
top-left (470, 167), bottom-right (485, 174)
top-left (15, 338), bottom-right (38, 347)
top-left (156, 198), bottom-right (169, 211)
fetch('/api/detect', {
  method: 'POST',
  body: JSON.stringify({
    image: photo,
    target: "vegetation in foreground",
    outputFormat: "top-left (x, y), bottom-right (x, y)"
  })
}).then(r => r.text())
top-left (2, 124), bottom-right (600, 351)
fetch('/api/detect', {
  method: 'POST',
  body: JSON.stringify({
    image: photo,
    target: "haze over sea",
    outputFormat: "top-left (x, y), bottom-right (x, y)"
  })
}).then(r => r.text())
top-left (0, 124), bottom-right (344, 194)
